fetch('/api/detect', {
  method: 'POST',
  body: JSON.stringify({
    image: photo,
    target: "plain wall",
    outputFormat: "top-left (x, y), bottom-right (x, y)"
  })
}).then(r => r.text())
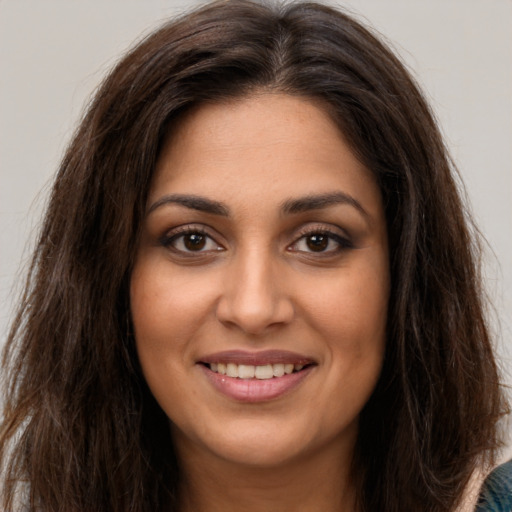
top-left (1, 0), bottom-right (511, 458)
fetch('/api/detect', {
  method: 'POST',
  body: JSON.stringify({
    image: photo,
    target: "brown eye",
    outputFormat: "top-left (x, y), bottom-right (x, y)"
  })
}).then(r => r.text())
top-left (161, 229), bottom-right (224, 254)
top-left (184, 233), bottom-right (206, 251)
top-left (306, 234), bottom-right (329, 252)
top-left (289, 229), bottom-right (353, 255)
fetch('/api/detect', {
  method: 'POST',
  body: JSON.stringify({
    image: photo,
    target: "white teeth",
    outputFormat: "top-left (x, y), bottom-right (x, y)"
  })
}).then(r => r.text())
top-left (255, 364), bottom-right (273, 379)
top-left (273, 363), bottom-right (285, 377)
top-left (226, 363), bottom-right (238, 378)
top-left (208, 362), bottom-right (308, 379)
top-left (238, 364), bottom-right (255, 379)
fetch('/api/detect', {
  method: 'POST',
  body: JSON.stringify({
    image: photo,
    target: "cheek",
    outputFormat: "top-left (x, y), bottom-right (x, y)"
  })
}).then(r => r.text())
top-left (130, 260), bottom-right (216, 351)
top-left (298, 257), bottom-right (389, 395)
top-left (301, 268), bottom-right (388, 428)
top-left (129, 262), bottom-right (205, 408)
top-left (304, 268), bottom-right (388, 345)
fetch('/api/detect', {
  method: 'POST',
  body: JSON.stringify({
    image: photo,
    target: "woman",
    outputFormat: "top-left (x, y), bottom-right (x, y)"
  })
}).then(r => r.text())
top-left (0, 1), bottom-right (508, 511)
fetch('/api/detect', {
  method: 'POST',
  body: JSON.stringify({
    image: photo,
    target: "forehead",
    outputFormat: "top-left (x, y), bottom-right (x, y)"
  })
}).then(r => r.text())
top-left (150, 93), bottom-right (382, 219)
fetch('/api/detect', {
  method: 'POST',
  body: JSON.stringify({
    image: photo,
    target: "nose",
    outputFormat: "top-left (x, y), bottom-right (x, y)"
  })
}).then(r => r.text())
top-left (215, 248), bottom-right (294, 335)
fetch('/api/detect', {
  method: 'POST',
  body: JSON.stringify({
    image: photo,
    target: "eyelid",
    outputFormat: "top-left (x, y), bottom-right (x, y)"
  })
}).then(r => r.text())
top-left (159, 224), bottom-right (224, 253)
top-left (294, 222), bottom-right (348, 238)
top-left (288, 223), bottom-right (354, 253)
top-left (157, 222), bottom-right (353, 256)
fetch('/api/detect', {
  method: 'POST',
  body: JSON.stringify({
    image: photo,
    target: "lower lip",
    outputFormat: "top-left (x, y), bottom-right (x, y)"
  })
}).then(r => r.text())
top-left (199, 365), bottom-right (314, 403)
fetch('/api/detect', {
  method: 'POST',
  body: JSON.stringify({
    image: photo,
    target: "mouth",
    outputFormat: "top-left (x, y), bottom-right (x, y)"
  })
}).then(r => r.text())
top-left (203, 362), bottom-right (311, 380)
top-left (197, 350), bottom-right (316, 401)
top-left (198, 349), bottom-right (316, 378)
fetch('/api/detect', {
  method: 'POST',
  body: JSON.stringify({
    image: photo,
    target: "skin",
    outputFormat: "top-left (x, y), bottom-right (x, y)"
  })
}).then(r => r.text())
top-left (130, 93), bottom-right (390, 512)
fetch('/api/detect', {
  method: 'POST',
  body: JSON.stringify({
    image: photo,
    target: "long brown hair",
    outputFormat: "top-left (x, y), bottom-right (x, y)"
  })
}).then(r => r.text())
top-left (1, 1), bottom-right (506, 511)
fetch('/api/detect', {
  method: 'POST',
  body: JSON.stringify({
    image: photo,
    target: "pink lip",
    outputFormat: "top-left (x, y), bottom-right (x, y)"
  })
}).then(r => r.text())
top-left (199, 365), bottom-right (314, 403)
top-left (197, 350), bottom-right (316, 403)
top-left (198, 349), bottom-right (314, 366)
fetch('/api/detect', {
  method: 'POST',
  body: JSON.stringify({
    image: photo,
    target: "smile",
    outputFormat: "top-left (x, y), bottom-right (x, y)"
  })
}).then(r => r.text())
top-left (198, 350), bottom-right (316, 402)
top-left (207, 362), bottom-right (306, 380)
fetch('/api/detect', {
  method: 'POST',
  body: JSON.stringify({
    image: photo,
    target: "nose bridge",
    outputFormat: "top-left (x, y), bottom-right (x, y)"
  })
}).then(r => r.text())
top-left (216, 243), bottom-right (293, 334)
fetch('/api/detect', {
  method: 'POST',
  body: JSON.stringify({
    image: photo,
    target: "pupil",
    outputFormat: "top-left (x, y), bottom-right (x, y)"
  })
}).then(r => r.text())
top-left (184, 233), bottom-right (206, 251)
top-left (306, 234), bottom-right (328, 251)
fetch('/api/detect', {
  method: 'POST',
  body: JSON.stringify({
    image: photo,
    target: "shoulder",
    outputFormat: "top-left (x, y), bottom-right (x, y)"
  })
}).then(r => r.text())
top-left (475, 459), bottom-right (512, 512)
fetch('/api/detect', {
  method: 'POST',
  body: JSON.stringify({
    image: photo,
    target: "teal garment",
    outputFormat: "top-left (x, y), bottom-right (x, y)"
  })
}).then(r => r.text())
top-left (475, 459), bottom-right (512, 511)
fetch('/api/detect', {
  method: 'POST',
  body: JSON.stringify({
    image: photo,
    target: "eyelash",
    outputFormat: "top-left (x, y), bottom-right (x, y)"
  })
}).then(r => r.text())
top-left (288, 226), bottom-right (353, 255)
top-left (159, 226), bottom-right (224, 255)
top-left (159, 225), bottom-right (353, 256)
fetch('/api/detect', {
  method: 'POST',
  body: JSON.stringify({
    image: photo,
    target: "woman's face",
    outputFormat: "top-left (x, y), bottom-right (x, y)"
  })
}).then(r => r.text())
top-left (130, 94), bottom-right (389, 469)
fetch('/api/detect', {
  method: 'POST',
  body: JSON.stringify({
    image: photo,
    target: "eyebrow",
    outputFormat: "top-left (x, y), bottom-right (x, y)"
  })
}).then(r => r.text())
top-left (147, 194), bottom-right (230, 216)
top-left (147, 191), bottom-right (369, 219)
top-left (281, 192), bottom-right (369, 219)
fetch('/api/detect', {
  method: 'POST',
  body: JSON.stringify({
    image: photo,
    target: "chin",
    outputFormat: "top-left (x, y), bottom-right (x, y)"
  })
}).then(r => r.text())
top-left (210, 438), bottom-right (309, 469)
top-left (172, 414), bottom-right (356, 470)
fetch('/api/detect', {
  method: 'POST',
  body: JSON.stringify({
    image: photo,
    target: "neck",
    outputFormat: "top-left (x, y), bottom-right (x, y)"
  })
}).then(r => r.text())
top-left (176, 437), bottom-right (358, 512)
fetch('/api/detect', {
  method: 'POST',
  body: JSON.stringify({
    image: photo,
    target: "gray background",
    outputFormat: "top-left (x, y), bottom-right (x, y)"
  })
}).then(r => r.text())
top-left (1, 0), bottom-right (511, 459)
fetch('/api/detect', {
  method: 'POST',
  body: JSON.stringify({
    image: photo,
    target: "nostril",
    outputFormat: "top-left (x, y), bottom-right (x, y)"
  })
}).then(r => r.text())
top-left (215, 295), bottom-right (295, 336)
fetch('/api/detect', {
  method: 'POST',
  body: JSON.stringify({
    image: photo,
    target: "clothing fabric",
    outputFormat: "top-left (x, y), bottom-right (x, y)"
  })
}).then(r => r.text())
top-left (475, 459), bottom-right (512, 511)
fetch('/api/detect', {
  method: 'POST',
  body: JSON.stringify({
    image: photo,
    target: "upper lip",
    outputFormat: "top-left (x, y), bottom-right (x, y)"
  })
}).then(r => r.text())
top-left (198, 350), bottom-right (316, 366)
